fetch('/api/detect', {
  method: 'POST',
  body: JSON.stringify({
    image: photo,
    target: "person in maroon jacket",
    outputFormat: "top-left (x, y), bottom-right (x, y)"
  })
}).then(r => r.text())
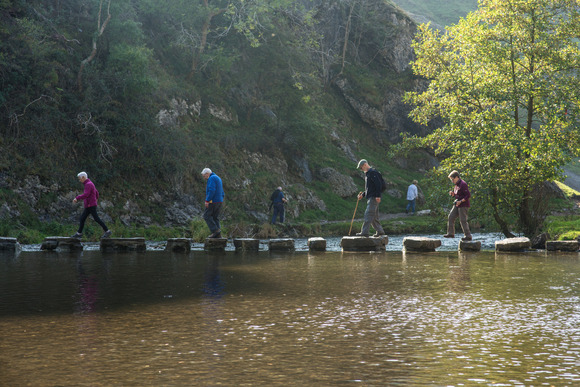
top-left (444, 170), bottom-right (472, 241)
top-left (71, 172), bottom-right (111, 239)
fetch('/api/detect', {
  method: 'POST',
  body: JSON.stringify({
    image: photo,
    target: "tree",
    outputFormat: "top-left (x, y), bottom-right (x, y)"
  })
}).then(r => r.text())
top-left (404, 0), bottom-right (580, 237)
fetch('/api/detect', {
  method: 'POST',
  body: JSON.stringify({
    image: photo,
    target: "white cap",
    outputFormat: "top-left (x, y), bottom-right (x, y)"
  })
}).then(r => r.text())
top-left (77, 171), bottom-right (88, 179)
top-left (201, 168), bottom-right (212, 175)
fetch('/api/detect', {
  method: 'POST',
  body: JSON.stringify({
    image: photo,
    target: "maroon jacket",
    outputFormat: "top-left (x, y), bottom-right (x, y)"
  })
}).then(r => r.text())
top-left (453, 178), bottom-right (471, 207)
top-left (76, 179), bottom-right (99, 208)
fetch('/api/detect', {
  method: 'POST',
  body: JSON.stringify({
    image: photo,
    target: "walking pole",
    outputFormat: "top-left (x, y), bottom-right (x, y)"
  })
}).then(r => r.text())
top-left (348, 196), bottom-right (361, 236)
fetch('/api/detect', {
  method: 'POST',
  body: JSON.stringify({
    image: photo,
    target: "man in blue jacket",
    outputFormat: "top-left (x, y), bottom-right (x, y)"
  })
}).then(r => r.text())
top-left (201, 168), bottom-right (225, 238)
top-left (356, 159), bottom-right (385, 237)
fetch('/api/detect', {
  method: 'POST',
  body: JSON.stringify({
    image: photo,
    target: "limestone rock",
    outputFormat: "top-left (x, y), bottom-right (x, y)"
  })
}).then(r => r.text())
top-left (459, 240), bottom-right (481, 252)
top-left (0, 237), bottom-right (21, 253)
top-left (233, 238), bottom-right (260, 251)
top-left (495, 237), bottom-right (531, 252)
top-left (403, 237), bottom-right (441, 252)
top-left (341, 236), bottom-right (388, 252)
top-left (204, 238), bottom-right (227, 251)
top-left (318, 168), bottom-right (358, 197)
top-left (41, 237), bottom-right (83, 252)
top-left (269, 238), bottom-right (295, 251)
top-left (165, 238), bottom-right (192, 253)
top-left (546, 240), bottom-right (579, 252)
top-left (100, 238), bottom-right (146, 252)
top-left (308, 237), bottom-right (327, 251)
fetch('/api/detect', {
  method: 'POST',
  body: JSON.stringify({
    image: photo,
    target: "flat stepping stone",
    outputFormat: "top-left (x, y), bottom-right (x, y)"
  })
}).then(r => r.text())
top-left (403, 236), bottom-right (441, 252)
top-left (340, 236), bottom-right (387, 252)
top-left (41, 237), bottom-right (83, 252)
top-left (204, 238), bottom-right (227, 251)
top-left (269, 238), bottom-right (295, 251)
top-left (546, 240), bottom-right (579, 252)
top-left (100, 237), bottom-right (146, 252)
top-left (495, 237), bottom-right (531, 252)
top-left (233, 238), bottom-right (260, 251)
top-left (308, 237), bottom-right (327, 251)
top-left (459, 240), bottom-right (481, 252)
top-left (165, 238), bottom-right (192, 253)
top-left (0, 237), bottom-right (21, 253)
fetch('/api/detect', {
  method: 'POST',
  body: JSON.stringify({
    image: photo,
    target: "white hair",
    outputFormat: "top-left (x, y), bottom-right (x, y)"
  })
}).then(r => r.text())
top-left (201, 168), bottom-right (212, 175)
top-left (77, 171), bottom-right (88, 179)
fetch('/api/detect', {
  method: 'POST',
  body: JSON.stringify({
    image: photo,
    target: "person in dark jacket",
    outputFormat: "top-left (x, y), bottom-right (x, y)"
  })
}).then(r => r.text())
top-left (201, 168), bottom-right (225, 238)
top-left (444, 170), bottom-right (472, 241)
top-left (71, 172), bottom-right (111, 239)
top-left (270, 186), bottom-right (288, 224)
top-left (356, 159), bottom-right (385, 237)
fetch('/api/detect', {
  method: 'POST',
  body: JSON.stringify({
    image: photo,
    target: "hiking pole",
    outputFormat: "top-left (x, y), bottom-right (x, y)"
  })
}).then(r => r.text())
top-left (348, 196), bottom-right (361, 236)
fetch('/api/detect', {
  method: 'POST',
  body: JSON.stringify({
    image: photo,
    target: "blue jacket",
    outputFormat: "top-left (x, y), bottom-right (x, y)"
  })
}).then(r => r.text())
top-left (205, 173), bottom-right (225, 203)
top-left (272, 190), bottom-right (285, 204)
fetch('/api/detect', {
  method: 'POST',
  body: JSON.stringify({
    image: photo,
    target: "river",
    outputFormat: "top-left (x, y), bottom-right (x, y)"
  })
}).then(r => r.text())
top-left (0, 235), bottom-right (579, 385)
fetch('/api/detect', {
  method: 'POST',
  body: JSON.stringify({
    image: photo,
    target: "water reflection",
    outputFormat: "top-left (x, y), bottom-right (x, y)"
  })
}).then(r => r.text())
top-left (0, 249), bottom-right (579, 385)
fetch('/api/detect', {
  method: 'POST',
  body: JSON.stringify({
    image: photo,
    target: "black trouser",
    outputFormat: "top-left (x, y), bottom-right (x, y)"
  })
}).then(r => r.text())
top-left (203, 202), bottom-right (222, 233)
top-left (78, 206), bottom-right (108, 233)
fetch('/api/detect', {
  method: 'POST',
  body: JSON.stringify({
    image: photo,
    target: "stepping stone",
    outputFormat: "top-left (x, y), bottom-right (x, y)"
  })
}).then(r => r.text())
top-left (340, 236), bottom-right (387, 252)
top-left (269, 238), bottom-right (295, 251)
top-left (459, 240), bottom-right (481, 252)
top-left (308, 237), bottom-right (327, 251)
top-left (495, 237), bottom-right (531, 252)
top-left (233, 238), bottom-right (260, 251)
top-left (204, 238), bottom-right (227, 251)
top-left (100, 237), bottom-right (146, 252)
top-left (165, 238), bottom-right (192, 253)
top-left (41, 237), bottom-right (83, 252)
top-left (0, 237), bottom-right (21, 253)
top-left (403, 236), bottom-right (441, 252)
top-left (546, 240), bottom-right (579, 252)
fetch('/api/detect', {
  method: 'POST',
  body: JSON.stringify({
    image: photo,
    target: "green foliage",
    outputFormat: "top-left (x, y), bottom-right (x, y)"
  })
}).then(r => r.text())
top-left (545, 215), bottom-right (580, 240)
top-left (404, 0), bottom-right (580, 237)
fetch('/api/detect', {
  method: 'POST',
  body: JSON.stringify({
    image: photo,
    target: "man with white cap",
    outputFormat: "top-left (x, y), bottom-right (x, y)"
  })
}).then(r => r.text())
top-left (201, 168), bottom-right (225, 238)
top-left (356, 159), bottom-right (385, 237)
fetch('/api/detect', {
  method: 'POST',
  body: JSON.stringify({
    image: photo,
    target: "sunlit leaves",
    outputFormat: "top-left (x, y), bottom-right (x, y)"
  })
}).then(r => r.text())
top-left (405, 0), bottom-right (580, 235)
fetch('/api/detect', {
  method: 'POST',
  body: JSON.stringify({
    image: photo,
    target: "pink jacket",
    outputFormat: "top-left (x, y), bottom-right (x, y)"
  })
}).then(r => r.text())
top-left (76, 179), bottom-right (99, 208)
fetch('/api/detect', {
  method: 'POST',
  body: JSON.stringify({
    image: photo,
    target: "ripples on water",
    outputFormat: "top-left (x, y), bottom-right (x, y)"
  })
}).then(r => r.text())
top-left (0, 246), bottom-right (579, 385)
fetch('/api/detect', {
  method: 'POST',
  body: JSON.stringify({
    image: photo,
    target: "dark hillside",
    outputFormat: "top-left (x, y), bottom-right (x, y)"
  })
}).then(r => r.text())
top-left (0, 0), bottom-right (436, 238)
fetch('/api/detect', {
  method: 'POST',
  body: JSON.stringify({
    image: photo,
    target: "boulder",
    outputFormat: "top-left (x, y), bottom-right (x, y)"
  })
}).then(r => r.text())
top-left (41, 237), bottom-right (83, 252)
top-left (546, 240), bottom-right (579, 252)
top-left (340, 236), bottom-right (388, 252)
top-left (100, 238), bottom-right (146, 252)
top-left (204, 238), bottom-right (228, 251)
top-left (233, 238), bottom-right (260, 252)
top-left (495, 237), bottom-right (531, 252)
top-left (165, 238), bottom-right (192, 253)
top-left (459, 240), bottom-right (481, 252)
top-left (308, 237), bottom-right (327, 251)
top-left (403, 237), bottom-right (441, 252)
top-left (269, 238), bottom-right (295, 251)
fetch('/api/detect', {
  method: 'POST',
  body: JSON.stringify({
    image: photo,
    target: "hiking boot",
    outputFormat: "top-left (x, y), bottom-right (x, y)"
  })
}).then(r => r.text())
top-left (373, 232), bottom-right (386, 237)
top-left (71, 232), bottom-right (82, 239)
top-left (355, 232), bottom-right (370, 237)
top-left (443, 234), bottom-right (455, 238)
top-left (101, 230), bottom-right (112, 239)
top-left (461, 235), bottom-right (472, 241)
top-left (209, 229), bottom-right (221, 238)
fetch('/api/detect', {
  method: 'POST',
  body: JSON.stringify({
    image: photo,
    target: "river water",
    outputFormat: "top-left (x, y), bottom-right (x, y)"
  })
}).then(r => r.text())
top-left (1, 236), bottom-right (579, 385)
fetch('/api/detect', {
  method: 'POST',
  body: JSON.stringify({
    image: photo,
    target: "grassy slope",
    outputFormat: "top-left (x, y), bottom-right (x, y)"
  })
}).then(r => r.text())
top-left (390, 0), bottom-right (478, 27)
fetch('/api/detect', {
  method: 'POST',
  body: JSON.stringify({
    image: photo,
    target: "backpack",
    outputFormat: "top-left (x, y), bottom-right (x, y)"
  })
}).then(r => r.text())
top-left (269, 189), bottom-right (279, 211)
top-left (374, 170), bottom-right (387, 193)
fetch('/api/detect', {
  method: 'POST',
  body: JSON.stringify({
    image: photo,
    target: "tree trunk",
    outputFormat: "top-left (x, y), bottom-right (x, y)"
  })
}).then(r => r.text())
top-left (491, 188), bottom-right (516, 238)
top-left (77, 0), bottom-right (112, 92)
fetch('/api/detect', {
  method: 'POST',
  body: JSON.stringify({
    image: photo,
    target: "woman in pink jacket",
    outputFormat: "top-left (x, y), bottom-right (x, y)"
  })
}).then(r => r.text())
top-left (71, 172), bottom-right (111, 239)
